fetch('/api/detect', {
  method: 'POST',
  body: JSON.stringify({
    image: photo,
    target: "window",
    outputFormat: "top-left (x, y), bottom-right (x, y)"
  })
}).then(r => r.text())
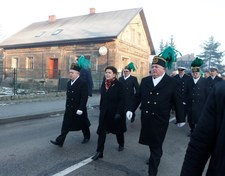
top-left (131, 28), bottom-right (135, 43)
top-left (52, 29), bottom-right (63, 35)
top-left (12, 57), bottom-right (19, 68)
top-left (35, 31), bottom-right (46, 37)
top-left (137, 32), bottom-right (141, 45)
top-left (26, 57), bottom-right (34, 69)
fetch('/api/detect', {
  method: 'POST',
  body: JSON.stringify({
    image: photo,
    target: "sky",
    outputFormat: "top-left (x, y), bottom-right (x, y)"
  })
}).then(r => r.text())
top-left (0, 0), bottom-right (224, 59)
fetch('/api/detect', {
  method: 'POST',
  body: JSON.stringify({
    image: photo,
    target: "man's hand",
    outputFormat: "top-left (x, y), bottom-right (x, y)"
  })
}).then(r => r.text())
top-left (126, 111), bottom-right (133, 120)
top-left (76, 110), bottom-right (83, 115)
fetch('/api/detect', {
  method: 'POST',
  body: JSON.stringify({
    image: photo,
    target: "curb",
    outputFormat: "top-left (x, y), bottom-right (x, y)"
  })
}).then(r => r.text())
top-left (0, 110), bottom-right (65, 124)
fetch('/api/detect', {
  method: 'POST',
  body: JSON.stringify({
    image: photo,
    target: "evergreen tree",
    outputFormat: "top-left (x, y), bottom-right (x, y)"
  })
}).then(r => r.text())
top-left (197, 36), bottom-right (224, 71)
top-left (159, 40), bottom-right (164, 54)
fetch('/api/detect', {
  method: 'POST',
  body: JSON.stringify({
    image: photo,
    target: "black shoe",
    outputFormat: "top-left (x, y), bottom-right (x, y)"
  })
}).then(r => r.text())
top-left (118, 145), bottom-right (124, 151)
top-left (50, 140), bottom-right (63, 147)
top-left (81, 138), bottom-right (90, 144)
top-left (92, 152), bottom-right (103, 161)
top-left (131, 117), bottom-right (135, 123)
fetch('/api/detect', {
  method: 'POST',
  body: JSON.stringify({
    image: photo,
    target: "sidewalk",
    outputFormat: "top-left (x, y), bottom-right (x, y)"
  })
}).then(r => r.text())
top-left (0, 94), bottom-right (100, 124)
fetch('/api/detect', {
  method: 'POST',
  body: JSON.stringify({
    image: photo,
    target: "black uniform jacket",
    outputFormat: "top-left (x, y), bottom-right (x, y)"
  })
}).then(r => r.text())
top-left (97, 79), bottom-right (126, 134)
top-left (173, 74), bottom-right (191, 103)
top-left (186, 77), bottom-right (207, 124)
top-left (61, 77), bottom-right (90, 131)
top-left (119, 75), bottom-right (139, 111)
top-left (181, 81), bottom-right (225, 176)
top-left (205, 75), bottom-right (222, 97)
top-left (131, 74), bottom-right (185, 147)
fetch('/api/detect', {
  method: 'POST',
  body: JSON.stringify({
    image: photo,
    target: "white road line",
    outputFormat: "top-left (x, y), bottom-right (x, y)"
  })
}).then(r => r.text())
top-left (52, 156), bottom-right (93, 176)
top-left (169, 117), bottom-right (176, 123)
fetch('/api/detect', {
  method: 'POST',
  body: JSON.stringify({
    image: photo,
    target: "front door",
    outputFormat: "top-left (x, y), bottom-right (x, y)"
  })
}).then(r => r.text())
top-left (48, 58), bottom-right (58, 79)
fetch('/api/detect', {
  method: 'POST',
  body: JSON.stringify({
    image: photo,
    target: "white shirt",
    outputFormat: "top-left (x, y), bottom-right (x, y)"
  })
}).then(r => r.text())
top-left (152, 73), bottom-right (165, 87)
top-left (124, 74), bottom-right (131, 80)
top-left (193, 77), bottom-right (200, 84)
top-left (71, 76), bottom-right (79, 85)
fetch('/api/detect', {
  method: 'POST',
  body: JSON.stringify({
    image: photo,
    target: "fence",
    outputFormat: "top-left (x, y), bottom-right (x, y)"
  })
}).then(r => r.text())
top-left (0, 67), bottom-right (105, 96)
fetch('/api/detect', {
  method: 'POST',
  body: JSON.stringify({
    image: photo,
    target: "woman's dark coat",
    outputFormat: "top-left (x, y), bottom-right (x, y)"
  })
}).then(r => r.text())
top-left (61, 77), bottom-right (90, 131)
top-left (181, 81), bottom-right (225, 176)
top-left (97, 79), bottom-right (126, 134)
top-left (186, 77), bottom-right (207, 124)
top-left (132, 74), bottom-right (185, 147)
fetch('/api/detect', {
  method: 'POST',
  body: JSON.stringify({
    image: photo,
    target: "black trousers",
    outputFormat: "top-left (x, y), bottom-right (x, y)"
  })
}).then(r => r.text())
top-left (56, 126), bottom-right (90, 144)
top-left (148, 145), bottom-right (163, 176)
top-left (96, 132), bottom-right (124, 153)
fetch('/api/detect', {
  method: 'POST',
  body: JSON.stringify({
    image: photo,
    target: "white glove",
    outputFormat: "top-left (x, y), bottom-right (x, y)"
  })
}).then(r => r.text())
top-left (76, 110), bottom-right (83, 115)
top-left (126, 111), bottom-right (133, 120)
top-left (177, 122), bottom-right (185, 127)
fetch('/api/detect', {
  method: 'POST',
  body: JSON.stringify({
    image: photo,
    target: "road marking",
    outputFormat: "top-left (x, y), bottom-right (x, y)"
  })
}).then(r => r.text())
top-left (52, 157), bottom-right (93, 176)
top-left (169, 117), bottom-right (176, 123)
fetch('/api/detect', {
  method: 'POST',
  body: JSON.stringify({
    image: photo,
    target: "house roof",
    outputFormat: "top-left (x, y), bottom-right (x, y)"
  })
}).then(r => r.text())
top-left (0, 8), bottom-right (155, 54)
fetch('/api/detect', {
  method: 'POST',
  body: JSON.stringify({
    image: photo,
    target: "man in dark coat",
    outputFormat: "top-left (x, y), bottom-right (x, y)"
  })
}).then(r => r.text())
top-left (127, 47), bottom-right (185, 176)
top-left (92, 66), bottom-right (126, 160)
top-left (80, 68), bottom-right (93, 97)
top-left (119, 62), bottom-right (139, 123)
top-left (173, 66), bottom-right (191, 118)
top-left (186, 58), bottom-right (207, 137)
top-left (205, 67), bottom-right (222, 97)
top-left (181, 81), bottom-right (225, 176)
top-left (50, 63), bottom-right (91, 147)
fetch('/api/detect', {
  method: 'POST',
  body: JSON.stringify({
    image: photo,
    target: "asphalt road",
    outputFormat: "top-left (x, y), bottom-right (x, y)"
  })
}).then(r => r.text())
top-left (0, 107), bottom-right (191, 176)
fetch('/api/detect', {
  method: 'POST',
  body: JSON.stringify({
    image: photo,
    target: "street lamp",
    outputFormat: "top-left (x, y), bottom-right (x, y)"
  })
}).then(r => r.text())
top-left (99, 46), bottom-right (109, 66)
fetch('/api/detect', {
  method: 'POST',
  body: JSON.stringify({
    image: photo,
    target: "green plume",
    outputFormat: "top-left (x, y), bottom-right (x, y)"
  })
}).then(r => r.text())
top-left (191, 57), bottom-right (203, 67)
top-left (159, 46), bottom-right (182, 69)
top-left (127, 62), bottom-right (137, 72)
top-left (77, 55), bottom-right (91, 69)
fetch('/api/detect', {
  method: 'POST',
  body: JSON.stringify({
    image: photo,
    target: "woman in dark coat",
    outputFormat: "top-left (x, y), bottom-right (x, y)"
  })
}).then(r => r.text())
top-left (181, 81), bottom-right (225, 176)
top-left (92, 66), bottom-right (126, 160)
top-left (50, 63), bottom-right (91, 147)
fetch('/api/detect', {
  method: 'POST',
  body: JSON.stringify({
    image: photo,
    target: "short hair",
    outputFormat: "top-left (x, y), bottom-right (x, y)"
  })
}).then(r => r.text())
top-left (105, 66), bottom-right (118, 74)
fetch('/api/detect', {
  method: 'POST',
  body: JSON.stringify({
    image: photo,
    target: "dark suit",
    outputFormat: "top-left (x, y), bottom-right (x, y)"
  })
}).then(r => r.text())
top-left (96, 79), bottom-right (126, 154)
top-left (131, 74), bottom-right (185, 176)
top-left (55, 77), bottom-right (91, 145)
top-left (119, 75), bottom-right (139, 120)
top-left (181, 81), bottom-right (225, 176)
top-left (186, 77), bottom-right (207, 132)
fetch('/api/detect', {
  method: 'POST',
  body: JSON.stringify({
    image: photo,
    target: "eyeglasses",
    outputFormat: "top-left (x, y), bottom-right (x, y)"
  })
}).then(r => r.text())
top-left (123, 70), bottom-right (129, 72)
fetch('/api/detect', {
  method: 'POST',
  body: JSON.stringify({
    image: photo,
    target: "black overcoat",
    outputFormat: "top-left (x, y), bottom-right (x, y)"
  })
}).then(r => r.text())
top-left (132, 74), bottom-right (185, 147)
top-left (205, 75), bottom-right (222, 97)
top-left (181, 81), bottom-right (225, 176)
top-left (186, 77), bottom-right (207, 124)
top-left (119, 75), bottom-right (139, 111)
top-left (61, 77), bottom-right (90, 131)
top-left (97, 79), bottom-right (126, 134)
top-left (173, 74), bottom-right (191, 103)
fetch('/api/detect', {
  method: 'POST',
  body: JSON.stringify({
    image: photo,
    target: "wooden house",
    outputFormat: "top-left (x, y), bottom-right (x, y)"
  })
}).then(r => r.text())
top-left (0, 8), bottom-right (155, 90)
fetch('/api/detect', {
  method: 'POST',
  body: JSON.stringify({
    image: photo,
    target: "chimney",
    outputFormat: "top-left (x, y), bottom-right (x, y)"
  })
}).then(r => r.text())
top-left (89, 8), bottom-right (96, 14)
top-left (48, 15), bottom-right (56, 22)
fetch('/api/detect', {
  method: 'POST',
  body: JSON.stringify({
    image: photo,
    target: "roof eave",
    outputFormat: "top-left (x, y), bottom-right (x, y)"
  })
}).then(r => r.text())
top-left (0, 36), bottom-right (116, 49)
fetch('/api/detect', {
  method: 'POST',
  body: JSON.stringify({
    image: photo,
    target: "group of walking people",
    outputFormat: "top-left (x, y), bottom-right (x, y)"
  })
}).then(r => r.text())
top-left (50, 49), bottom-right (225, 176)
